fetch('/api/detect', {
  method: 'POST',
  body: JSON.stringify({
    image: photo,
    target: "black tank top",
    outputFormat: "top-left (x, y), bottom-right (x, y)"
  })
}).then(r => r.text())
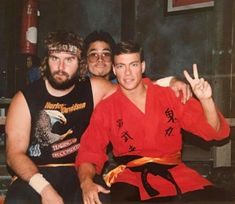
top-left (22, 77), bottom-right (93, 165)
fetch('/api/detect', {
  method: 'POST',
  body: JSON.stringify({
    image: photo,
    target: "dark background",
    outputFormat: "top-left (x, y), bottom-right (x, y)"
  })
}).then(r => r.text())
top-left (0, 0), bottom-right (234, 197)
top-left (0, 0), bottom-right (234, 118)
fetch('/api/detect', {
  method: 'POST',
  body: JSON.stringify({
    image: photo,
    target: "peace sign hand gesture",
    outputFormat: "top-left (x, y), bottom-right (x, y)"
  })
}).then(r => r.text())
top-left (183, 64), bottom-right (212, 101)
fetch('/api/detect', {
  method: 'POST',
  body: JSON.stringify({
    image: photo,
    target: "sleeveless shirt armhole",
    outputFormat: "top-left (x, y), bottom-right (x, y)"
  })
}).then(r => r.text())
top-left (20, 79), bottom-right (45, 117)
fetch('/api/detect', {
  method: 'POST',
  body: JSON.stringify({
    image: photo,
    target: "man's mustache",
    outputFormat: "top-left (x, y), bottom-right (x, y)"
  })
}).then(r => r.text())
top-left (52, 71), bottom-right (69, 78)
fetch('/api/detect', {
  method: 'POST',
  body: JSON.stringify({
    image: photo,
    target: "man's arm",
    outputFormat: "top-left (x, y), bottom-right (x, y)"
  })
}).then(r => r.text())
top-left (78, 163), bottom-right (110, 204)
top-left (5, 91), bottom-right (63, 204)
top-left (155, 76), bottom-right (192, 104)
top-left (184, 64), bottom-right (220, 131)
top-left (90, 76), bottom-right (117, 108)
top-left (6, 91), bottom-right (38, 180)
top-left (155, 76), bottom-right (174, 87)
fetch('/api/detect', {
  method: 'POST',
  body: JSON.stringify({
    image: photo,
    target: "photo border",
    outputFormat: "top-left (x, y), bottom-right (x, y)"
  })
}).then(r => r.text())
top-left (167, 0), bottom-right (214, 13)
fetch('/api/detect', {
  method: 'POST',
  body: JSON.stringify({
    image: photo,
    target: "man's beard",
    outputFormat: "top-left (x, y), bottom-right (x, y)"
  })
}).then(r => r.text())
top-left (45, 68), bottom-right (78, 90)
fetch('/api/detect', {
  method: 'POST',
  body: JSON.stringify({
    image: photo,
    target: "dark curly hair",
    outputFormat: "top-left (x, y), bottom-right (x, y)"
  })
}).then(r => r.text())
top-left (40, 30), bottom-right (87, 78)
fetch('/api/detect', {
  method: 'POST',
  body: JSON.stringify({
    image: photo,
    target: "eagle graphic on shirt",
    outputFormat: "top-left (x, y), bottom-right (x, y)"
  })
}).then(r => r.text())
top-left (34, 109), bottom-right (73, 146)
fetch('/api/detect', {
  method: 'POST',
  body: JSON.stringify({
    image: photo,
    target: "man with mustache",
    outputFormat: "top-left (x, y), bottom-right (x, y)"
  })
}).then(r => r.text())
top-left (4, 30), bottom-right (191, 204)
top-left (84, 30), bottom-right (192, 103)
top-left (5, 30), bottom-right (116, 204)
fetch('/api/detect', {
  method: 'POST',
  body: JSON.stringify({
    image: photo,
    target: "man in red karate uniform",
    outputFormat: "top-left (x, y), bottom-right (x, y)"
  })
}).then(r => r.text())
top-left (76, 41), bottom-right (230, 203)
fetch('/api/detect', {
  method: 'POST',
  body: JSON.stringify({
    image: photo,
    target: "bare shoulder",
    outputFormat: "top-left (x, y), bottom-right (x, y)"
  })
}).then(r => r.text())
top-left (90, 77), bottom-right (117, 107)
top-left (90, 76), bottom-right (113, 87)
top-left (90, 77), bottom-right (116, 96)
top-left (7, 91), bottom-right (28, 115)
top-left (5, 91), bottom-right (31, 154)
top-left (9, 91), bottom-right (27, 107)
top-left (6, 91), bottom-right (31, 133)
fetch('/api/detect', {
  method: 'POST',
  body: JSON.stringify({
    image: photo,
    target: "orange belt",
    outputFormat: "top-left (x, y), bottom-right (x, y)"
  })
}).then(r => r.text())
top-left (37, 163), bottom-right (75, 167)
top-left (103, 153), bottom-right (181, 187)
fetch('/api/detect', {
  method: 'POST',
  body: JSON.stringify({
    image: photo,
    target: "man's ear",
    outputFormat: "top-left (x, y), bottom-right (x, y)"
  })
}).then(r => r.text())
top-left (141, 61), bottom-right (146, 73)
top-left (112, 65), bottom-right (117, 76)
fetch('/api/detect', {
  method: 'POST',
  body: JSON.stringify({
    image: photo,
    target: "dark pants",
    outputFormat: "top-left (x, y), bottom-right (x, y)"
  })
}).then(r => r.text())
top-left (93, 175), bottom-right (111, 204)
top-left (110, 182), bottom-right (234, 203)
top-left (5, 166), bottom-right (82, 204)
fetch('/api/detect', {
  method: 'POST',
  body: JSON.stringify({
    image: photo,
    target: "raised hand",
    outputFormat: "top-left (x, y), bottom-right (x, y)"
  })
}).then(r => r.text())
top-left (183, 64), bottom-right (212, 100)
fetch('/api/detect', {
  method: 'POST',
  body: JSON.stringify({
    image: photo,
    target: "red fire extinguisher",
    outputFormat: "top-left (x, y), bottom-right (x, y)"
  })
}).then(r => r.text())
top-left (20, 0), bottom-right (39, 55)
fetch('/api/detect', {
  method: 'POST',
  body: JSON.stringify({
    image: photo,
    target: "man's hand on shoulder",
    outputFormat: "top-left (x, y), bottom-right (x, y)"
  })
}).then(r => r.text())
top-left (169, 77), bottom-right (192, 104)
top-left (155, 76), bottom-right (192, 104)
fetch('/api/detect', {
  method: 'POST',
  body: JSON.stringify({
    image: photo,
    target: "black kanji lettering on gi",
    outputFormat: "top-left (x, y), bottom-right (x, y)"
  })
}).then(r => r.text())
top-left (165, 108), bottom-right (176, 123)
top-left (165, 126), bottom-right (173, 136)
top-left (128, 145), bottom-right (136, 152)
top-left (116, 119), bottom-right (123, 128)
top-left (121, 131), bottom-right (133, 142)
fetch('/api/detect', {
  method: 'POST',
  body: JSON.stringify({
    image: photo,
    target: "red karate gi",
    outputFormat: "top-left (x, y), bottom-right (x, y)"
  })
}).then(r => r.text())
top-left (76, 78), bottom-right (230, 200)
